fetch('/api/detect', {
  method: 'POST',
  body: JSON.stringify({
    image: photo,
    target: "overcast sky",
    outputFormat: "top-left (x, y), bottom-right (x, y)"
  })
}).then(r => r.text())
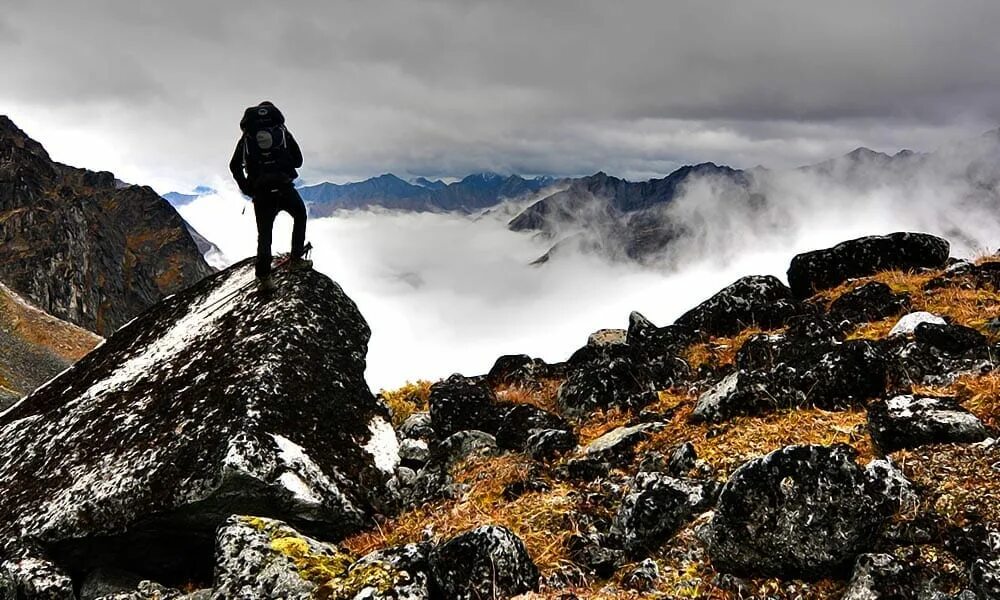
top-left (3, 0), bottom-right (1000, 192)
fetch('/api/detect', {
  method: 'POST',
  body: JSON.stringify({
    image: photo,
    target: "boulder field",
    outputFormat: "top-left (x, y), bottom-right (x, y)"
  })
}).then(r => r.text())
top-left (2, 231), bottom-right (999, 599)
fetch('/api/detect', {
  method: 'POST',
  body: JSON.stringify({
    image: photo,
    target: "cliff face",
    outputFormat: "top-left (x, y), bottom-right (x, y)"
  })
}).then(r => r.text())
top-left (0, 116), bottom-right (214, 336)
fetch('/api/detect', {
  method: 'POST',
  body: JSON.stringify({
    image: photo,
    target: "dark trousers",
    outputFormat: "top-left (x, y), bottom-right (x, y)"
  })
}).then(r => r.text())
top-left (253, 185), bottom-right (307, 279)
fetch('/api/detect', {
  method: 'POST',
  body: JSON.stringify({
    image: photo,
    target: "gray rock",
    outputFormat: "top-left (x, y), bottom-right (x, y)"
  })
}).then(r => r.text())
top-left (787, 232), bottom-right (950, 299)
top-left (708, 444), bottom-right (887, 578)
top-left (399, 438), bottom-right (430, 467)
top-left (0, 262), bottom-right (396, 583)
top-left (525, 428), bottom-right (578, 460)
top-left (438, 430), bottom-right (498, 466)
top-left (890, 312), bottom-right (947, 337)
top-left (614, 472), bottom-right (718, 555)
top-left (557, 356), bottom-right (657, 418)
top-left (80, 568), bottom-right (143, 599)
top-left (868, 395), bottom-right (988, 452)
top-left (399, 412), bottom-right (434, 441)
top-left (622, 558), bottom-right (659, 592)
top-left (429, 525), bottom-right (539, 600)
top-left (674, 275), bottom-right (800, 337)
top-left (428, 375), bottom-right (502, 438)
top-left (349, 543), bottom-right (432, 600)
top-left (0, 556), bottom-right (74, 600)
top-left (972, 557), bottom-right (1000, 600)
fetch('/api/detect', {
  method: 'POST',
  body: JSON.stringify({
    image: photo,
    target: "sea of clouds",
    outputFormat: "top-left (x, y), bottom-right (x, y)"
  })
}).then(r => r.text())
top-left (178, 149), bottom-right (1000, 392)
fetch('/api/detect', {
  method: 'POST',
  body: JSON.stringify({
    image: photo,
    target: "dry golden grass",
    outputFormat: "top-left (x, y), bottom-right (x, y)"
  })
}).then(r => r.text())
top-left (637, 389), bottom-right (875, 479)
top-left (893, 443), bottom-right (1000, 526)
top-left (342, 454), bottom-right (578, 572)
top-left (378, 380), bottom-right (432, 427)
top-left (682, 326), bottom-right (784, 372)
top-left (495, 378), bottom-right (564, 414)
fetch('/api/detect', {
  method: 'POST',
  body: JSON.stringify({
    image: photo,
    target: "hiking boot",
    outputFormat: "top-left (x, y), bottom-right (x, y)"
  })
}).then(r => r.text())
top-left (257, 275), bottom-right (277, 292)
top-left (289, 257), bottom-right (313, 271)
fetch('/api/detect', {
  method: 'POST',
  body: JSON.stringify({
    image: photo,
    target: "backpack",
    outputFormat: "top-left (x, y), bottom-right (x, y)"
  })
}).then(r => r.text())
top-left (240, 103), bottom-right (291, 179)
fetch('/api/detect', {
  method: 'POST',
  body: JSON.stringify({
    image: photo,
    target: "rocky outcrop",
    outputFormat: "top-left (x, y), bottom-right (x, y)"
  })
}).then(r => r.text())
top-left (828, 281), bottom-right (911, 324)
top-left (868, 395), bottom-right (989, 452)
top-left (707, 445), bottom-right (891, 578)
top-left (0, 116), bottom-right (213, 335)
top-left (674, 275), bottom-right (800, 337)
top-left (614, 473), bottom-right (718, 556)
top-left (427, 374), bottom-right (503, 438)
top-left (787, 232), bottom-right (950, 299)
top-left (0, 260), bottom-right (396, 585)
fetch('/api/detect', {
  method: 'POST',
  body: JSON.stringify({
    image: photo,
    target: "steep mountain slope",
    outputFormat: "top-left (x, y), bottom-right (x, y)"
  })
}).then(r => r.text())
top-left (0, 282), bottom-right (101, 410)
top-left (0, 116), bottom-right (214, 336)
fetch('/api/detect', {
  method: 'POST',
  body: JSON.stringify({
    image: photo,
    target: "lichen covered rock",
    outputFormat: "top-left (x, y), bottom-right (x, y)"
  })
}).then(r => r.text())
top-left (428, 525), bottom-right (539, 600)
top-left (787, 232), bottom-right (950, 299)
top-left (868, 395), bottom-right (988, 452)
top-left (0, 260), bottom-right (396, 582)
top-left (674, 275), bottom-right (800, 337)
top-left (707, 444), bottom-right (889, 578)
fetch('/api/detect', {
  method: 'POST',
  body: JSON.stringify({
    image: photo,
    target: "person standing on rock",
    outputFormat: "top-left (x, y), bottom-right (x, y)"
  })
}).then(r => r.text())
top-left (229, 101), bottom-right (312, 290)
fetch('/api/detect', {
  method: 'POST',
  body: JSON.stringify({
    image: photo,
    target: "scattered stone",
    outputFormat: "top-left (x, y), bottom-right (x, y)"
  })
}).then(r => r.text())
top-left (841, 553), bottom-right (922, 600)
top-left (587, 329), bottom-right (626, 347)
top-left (890, 311), bottom-right (947, 337)
top-left (667, 442), bottom-right (698, 477)
top-left (437, 430), bottom-right (498, 466)
top-left (578, 423), bottom-right (662, 466)
top-left (525, 428), bottom-right (578, 461)
top-left (557, 357), bottom-right (656, 418)
top-left (829, 281), bottom-right (911, 324)
top-left (802, 340), bottom-right (888, 408)
top-left (626, 312), bottom-right (693, 388)
top-left (428, 525), bottom-right (539, 600)
top-left (495, 404), bottom-right (571, 452)
top-left (787, 232), bottom-right (950, 299)
top-left (428, 374), bottom-right (503, 438)
top-left (914, 322), bottom-right (988, 355)
top-left (622, 558), bottom-right (659, 592)
top-left (566, 533), bottom-right (624, 579)
top-left (708, 444), bottom-right (888, 578)
top-left (868, 396), bottom-right (988, 452)
top-left (399, 438), bottom-right (430, 469)
top-left (614, 473), bottom-right (719, 556)
top-left (674, 275), bottom-right (800, 337)
top-left (349, 543), bottom-right (432, 600)
top-left (486, 354), bottom-right (551, 388)
top-left (971, 557), bottom-right (1000, 600)
top-left (399, 412), bottom-right (434, 441)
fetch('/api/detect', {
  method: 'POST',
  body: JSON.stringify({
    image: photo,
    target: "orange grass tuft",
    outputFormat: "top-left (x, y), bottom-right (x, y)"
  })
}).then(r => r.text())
top-left (893, 443), bottom-right (1000, 525)
top-left (494, 378), bottom-right (564, 414)
top-left (682, 327), bottom-right (784, 372)
top-left (378, 380), bottom-right (432, 427)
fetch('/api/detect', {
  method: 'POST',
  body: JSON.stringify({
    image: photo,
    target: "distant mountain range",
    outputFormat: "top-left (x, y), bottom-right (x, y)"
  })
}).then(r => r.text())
top-left (297, 172), bottom-right (557, 215)
top-left (164, 128), bottom-right (1000, 264)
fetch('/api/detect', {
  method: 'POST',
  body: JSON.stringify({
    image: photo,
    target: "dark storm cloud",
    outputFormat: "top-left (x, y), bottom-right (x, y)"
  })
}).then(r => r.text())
top-left (3, 0), bottom-right (1000, 189)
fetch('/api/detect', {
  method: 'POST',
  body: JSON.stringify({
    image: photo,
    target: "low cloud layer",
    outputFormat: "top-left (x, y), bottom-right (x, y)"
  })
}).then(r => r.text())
top-left (179, 130), bottom-right (1000, 392)
top-left (4, 1), bottom-right (1000, 191)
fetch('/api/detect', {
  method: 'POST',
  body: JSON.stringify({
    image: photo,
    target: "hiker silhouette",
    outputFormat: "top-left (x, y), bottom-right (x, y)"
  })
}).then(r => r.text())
top-left (229, 101), bottom-right (312, 288)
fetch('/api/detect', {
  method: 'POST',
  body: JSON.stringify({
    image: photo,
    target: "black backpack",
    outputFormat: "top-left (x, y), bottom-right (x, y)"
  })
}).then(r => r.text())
top-left (240, 103), bottom-right (291, 178)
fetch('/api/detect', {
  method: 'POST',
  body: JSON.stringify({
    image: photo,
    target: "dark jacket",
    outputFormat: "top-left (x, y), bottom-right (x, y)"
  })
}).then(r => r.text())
top-left (229, 129), bottom-right (303, 197)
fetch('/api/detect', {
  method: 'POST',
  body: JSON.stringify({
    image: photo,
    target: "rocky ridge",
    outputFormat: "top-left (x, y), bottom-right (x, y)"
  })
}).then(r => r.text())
top-left (2, 231), bottom-right (1000, 599)
top-left (0, 115), bottom-right (214, 336)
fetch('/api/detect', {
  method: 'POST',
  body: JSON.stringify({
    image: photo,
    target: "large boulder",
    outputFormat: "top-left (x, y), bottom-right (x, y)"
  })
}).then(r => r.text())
top-left (0, 556), bottom-right (74, 600)
top-left (0, 260), bottom-right (397, 584)
top-left (674, 275), bottom-right (800, 337)
top-left (787, 232), bottom-right (950, 299)
top-left (707, 444), bottom-right (889, 579)
top-left (494, 404), bottom-right (571, 452)
top-left (868, 396), bottom-right (989, 452)
top-left (427, 374), bottom-right (503, 438)
top-left (625, 312), bottom-right (693, 388)
top-left (428, 525), bottom-right (539, 600)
